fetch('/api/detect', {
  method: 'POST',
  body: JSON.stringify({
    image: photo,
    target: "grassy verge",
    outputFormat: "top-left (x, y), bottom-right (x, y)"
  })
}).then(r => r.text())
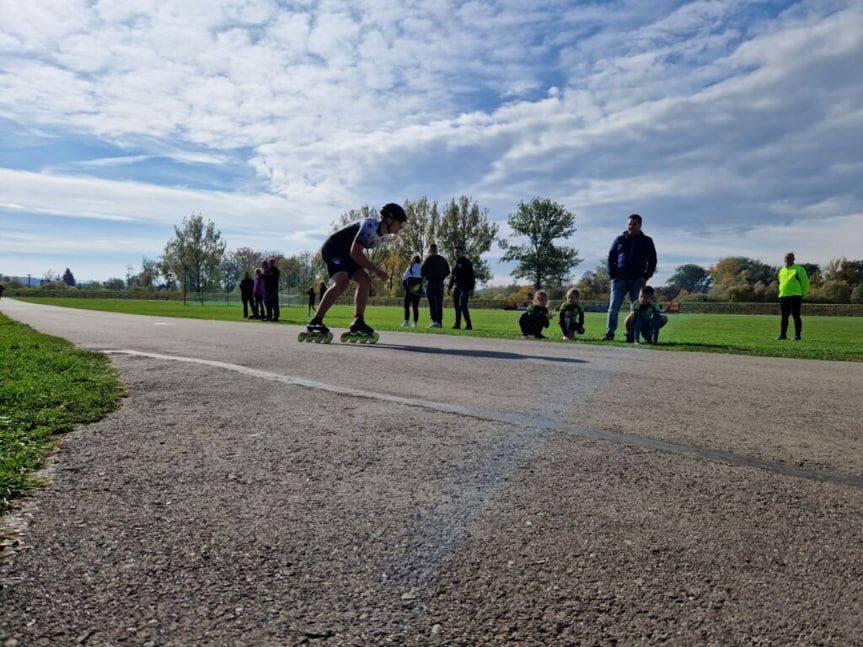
top-left (17, 297), bottom-right (863, 361)
top-left (0, 313), bottom-right (125, 514)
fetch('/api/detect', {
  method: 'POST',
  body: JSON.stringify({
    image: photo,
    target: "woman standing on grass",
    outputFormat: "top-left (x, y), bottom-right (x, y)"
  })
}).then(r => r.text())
top-left (777, 252), bottom-right (810, 341)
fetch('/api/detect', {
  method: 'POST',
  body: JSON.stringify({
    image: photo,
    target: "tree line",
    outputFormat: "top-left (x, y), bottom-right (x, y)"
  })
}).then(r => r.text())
top-left (6, 195), bottom-right (862, 305)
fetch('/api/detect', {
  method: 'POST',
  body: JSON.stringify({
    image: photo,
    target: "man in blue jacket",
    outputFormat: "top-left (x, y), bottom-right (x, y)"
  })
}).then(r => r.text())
top-left (602, 214), bottom-right (657, 341)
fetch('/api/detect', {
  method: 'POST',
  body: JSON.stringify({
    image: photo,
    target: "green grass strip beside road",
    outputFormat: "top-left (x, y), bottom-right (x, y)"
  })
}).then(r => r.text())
top-left (0, 313), bottom-right (124, 514)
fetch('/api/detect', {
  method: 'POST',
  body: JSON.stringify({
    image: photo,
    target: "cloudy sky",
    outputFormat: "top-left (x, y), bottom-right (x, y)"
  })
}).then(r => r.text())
top-left (1, 0), bottom-right (861, 287)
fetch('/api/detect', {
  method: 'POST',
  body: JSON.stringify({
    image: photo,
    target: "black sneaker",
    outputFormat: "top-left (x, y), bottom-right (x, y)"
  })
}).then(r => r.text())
top-left (601, 332), bottom-right (614, 341)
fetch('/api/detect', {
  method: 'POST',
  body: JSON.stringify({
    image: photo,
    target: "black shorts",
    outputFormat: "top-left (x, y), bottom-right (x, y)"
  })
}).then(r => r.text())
top-left (324, 254), bottom-right (363, 279)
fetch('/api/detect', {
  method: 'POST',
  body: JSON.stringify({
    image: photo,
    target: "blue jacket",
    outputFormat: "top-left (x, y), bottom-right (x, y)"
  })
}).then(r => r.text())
top-left (607, 231), bottom-right (657, 281)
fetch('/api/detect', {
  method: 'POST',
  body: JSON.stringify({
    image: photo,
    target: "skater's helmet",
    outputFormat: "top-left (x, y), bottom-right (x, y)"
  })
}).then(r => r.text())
top-left (380, 203), bottom-right (407, 222)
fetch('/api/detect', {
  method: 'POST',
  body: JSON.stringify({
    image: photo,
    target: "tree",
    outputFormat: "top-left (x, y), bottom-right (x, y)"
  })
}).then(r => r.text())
top-left (162, 213), bottom-right (226, 304)
top-left (436, 196), bottom-right (499, 285)
top-left (390, 197), bottom-right (441, 265)
top-left (139, 257), bottom-right (160, 288)
top-left (61, 268), bottom-right (76, 287)
top-left (575, 265), bottom-right (610, 300)
top-left (668, 264), bottom-right (711, 293)
top-left (500, 197), bottom-right (582, 290)
top-left (824, 257), bottom-right (863, 286)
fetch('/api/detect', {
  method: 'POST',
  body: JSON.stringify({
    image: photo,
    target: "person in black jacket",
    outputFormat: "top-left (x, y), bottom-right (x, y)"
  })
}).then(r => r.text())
top-left (263, 257), bottom-right (281, 322)
top-left (448, 244), bottom-right (475, 330)
top-left (420, 244), bottom-right (450, 328)
top-left (602, 214), bottom-right (657, 341)
top-left (239, 271), bottom-right (255, 318)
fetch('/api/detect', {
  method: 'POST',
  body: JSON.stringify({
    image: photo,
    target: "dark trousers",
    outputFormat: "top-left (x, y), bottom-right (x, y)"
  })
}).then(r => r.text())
top-left (264, 292), bottom-right (280, 321)
top-left (519, 312), bottom-right (547, 337)
top-left (426, 281), bottom-right (444, 324)
top-left (404, 293), bottom-right (420, 323)
top-left (253, 295), bottom-right (264, 318)
top-left (241, 295), bottom-right (254, 318)
top-left (453, 286), bottom-right (471, 328)
top-left (780, 296), bottom-right (803, 337)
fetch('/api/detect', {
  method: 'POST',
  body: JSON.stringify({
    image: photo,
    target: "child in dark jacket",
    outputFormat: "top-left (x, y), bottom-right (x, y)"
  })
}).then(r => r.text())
top-left (519, 290), bottom-right (553, 339)
top-left (559, 287), bottom-right (586, 340)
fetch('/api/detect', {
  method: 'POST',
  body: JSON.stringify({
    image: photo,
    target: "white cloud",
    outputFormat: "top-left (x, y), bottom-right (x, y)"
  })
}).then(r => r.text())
top-left (0, 0), bottom-right (861, 285)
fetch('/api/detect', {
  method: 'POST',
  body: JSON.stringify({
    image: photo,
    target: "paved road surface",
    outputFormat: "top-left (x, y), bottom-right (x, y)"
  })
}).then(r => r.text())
top-left (1, 299), bottom-right (861, 646)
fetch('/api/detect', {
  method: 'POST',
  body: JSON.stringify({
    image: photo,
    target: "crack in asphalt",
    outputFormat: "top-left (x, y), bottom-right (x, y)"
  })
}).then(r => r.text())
top-left (105, 350), bottom-right (863, 489)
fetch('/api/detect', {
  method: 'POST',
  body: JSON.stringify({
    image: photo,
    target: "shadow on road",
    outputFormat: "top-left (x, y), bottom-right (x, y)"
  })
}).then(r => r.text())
top-left (367, 343), bottom-right (589, 364)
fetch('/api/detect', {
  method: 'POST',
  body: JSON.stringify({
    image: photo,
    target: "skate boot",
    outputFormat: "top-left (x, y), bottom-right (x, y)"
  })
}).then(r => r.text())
top-left (299, 317), bottom-right (332, 343)
top-left (341, 317), bottom-right (379, 344)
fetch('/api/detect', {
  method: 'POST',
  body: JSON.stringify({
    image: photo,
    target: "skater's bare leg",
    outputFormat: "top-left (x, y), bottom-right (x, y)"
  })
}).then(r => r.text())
top-left (316, 272), bottom-right (349, 319)
top-left (353, 270), bottom-right (371, 318)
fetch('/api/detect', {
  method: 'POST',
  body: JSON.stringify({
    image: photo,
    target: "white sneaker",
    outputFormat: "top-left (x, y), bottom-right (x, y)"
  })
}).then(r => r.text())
top-left (411, 322), bottom-right (417, 328)
top-left (400, 321), bottom-right (410, 327)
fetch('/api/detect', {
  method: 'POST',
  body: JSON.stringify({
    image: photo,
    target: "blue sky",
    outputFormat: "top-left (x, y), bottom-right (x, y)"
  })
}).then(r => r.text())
top-left (1, 0), bottom-right (861, 286)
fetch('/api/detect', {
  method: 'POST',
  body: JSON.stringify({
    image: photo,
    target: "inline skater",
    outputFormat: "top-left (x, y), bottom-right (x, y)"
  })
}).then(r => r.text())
top-left (303, 203), bottom-right (407, 343)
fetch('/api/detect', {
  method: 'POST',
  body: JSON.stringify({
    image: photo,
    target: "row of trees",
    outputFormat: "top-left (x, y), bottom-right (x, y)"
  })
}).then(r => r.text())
top-left (665, 257), bottom-right (863, 304)
top-left (82, 195), bottom-right (575, 304)
top-left (7, 194), bottom-right (862, 304)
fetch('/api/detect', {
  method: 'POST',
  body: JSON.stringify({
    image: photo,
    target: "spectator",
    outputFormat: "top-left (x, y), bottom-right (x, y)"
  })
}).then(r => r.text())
top-left (519, 290), bottom-right (553, 339)
top-left (252, 266), bottom-right (266, 319)
top-left (401, 254), bottom-right (423, 328)
top-left (777, 252), bottom-right (810, 341)
top-left (239, 271), bottom-right (254, 319)
top-left (264, 257), bottom-right (281, 322)
top-left (624, 285), bottom-right (667, 344)
top-left (559, 288), bottom-right (585, 340)
top-left (421, 243), bottom-right (450, 328)
top-left (602, 213), bottom-right (657, 341)
top-left (448, 244), bottom-right (475, 330)
top-left (305, 285), bottom-right (316, 317)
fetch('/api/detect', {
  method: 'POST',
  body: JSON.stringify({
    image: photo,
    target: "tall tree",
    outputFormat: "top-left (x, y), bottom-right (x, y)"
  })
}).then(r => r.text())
top-left (668, 264), bottom-right (711, 293)
top-left (500, 197), bottom-right (582, 290)
top-left (61, 268), bottom-right (76, 287)
top-left (436, 196), bottom-right (499, 285)
top-left (162, 213), bottom-right (226, 304)
top-left (139, 257), bottom-right (160, 288)
top-left (390, 197), bottom-right (441, 266)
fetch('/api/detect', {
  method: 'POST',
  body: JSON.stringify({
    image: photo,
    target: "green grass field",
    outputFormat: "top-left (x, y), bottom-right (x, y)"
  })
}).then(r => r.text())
top-left (17, 296), bottom-right (863, 362)
top-left (0, 314), bottom-right (125, 514)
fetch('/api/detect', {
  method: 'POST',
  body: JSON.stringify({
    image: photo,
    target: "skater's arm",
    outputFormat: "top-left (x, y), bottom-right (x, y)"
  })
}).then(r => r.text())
top-left (350, 241), bottom-right (389, 281)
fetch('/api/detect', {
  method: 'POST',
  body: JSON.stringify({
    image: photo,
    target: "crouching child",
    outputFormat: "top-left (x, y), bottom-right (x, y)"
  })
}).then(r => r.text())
top-left (625, 285), bottom-right (668, 343)
top-left (519, 290), bottom-right (554, 339)
top-left (559, 287), bottom-right (586, 340)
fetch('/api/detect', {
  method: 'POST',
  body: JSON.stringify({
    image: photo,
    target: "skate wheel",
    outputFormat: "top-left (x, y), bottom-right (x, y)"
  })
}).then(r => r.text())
top-left (325, 332), bottom-right (334, 344)
top-left (340, 331), bottom-right (350, 343)
top-left (313, 334), bottom-right (322, 343)
top-left (369, 332), bottom-right (379, 344)
top-left (297, 331), bottom-right (307, 342)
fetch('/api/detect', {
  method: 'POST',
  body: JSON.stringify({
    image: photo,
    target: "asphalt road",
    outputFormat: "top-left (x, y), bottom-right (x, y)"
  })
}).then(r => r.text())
top-left (1, 298), bottom-right (861, 646)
